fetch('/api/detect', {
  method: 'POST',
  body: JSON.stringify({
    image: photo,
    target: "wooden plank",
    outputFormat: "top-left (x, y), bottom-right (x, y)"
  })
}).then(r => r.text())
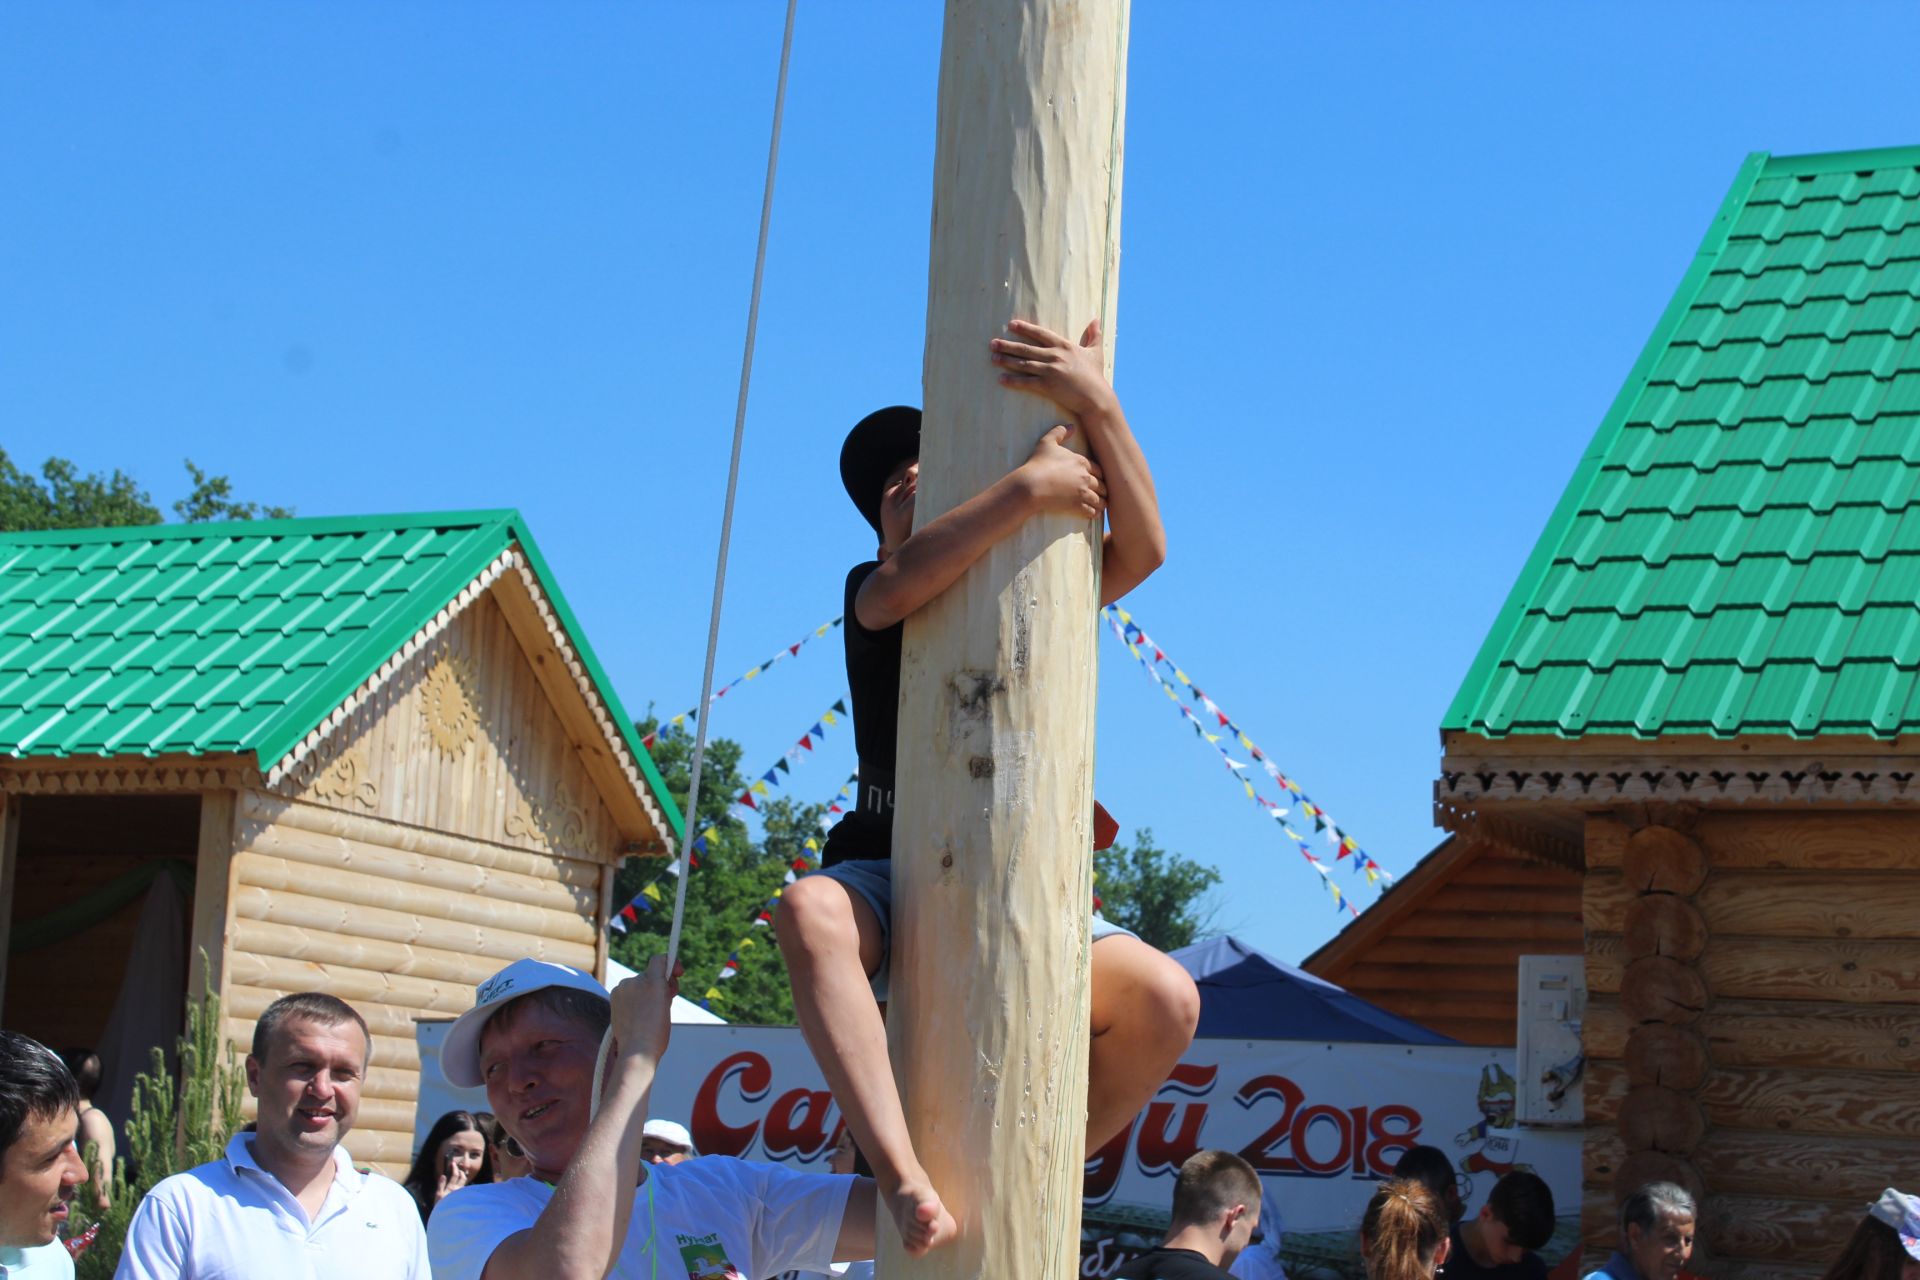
top-left (1696, 871), bottom-right (1920, 940)
top-left (187, 791), bottom-right (237, 1004)
top-left (239, 790), bottom-right (601, 888)
top-left (244, 819), bottom-right (596, 913)
top-left (1700, 1191), bottom-right (1863, 1267)
top-left (229, 911), bottom-right (569, 987)
top-left (1586, 815), bottom-right (1630, 869)
top-left (231, 884), bottom-right (597, 970)
top-left (1585, 871), bottom-right (1632, 935)
top-left (226, 1016), bottom-right (420, 1073)
top-left (1692, 1128), bottom-right (1920, 1203)
top-left (1621, 955), bottom-right (1708, 1025)
top-left (1339, 962), bottom-right (1518, 994)
top-left (1426, 882), bottom-right (1583, 917)
top-left (595, 862), bottom-right (615, 982)
top-left (1589, 933), bottom-right (1625, 995)
top-left (1698, 937), bottom-right (1920, 1004)
top-left (1419, 1015), bottom-right (1514, 1047)
top-left (1349, 938), bottom-right (1568, 970)
top-left (338, 1127), bottom-right (419, 1168)
top-left (1586, 1062), bottom-right (1628, 1125)
top-left (1585, 995), bottom-right (1627, 1059)
top-left (228, 951), bottom-right (479, 1016)
top-left (1624, 1026), bottom-right (1709, 1090)
top-left (1384, 911), bottom-right (1586, 943)
top-left (1696, 811), bottom-right (1920, 871)
top-left (1446, 858), bottom-right (1580, 890)
top-left (233, 852), bottom-right (596, 945)
top-left (1698, 998), bottom-right (1920, 1072)
top-left (0, 794), bottom-right (16, 1021)
top-left (227, 982), bottom-right (429, 1041)
top-left (1697, 1065), bottom-right (1920, 1140)
top-left (1625, 893), bottom-right (1708, 960)
top-left (1623, 826), bottom-right (1707, 895)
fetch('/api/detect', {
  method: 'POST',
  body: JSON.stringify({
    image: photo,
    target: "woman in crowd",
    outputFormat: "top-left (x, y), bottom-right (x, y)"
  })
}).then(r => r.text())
top-left (401, 1109), bottom-right (493, 1223)
top-left (1821, 1189), bottom-right (1920, 1280)
top-left (1360, 1178), bottom-right (1451, 1280)
top-left (58, 1048), bottom-right (114, 1211)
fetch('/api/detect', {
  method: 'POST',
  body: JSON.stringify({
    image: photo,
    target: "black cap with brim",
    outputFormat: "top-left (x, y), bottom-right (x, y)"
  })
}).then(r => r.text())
top-left (840, 406), bottom-right (922, 536)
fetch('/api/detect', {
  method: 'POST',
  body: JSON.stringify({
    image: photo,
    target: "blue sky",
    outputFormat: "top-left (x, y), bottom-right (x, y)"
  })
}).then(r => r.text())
top-left (6, 3), bottom-right (1919, 965)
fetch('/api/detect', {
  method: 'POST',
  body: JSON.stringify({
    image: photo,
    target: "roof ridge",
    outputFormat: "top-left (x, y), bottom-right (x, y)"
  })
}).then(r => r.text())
top-left (1763, 143), bottom-right (1920, 177)
top-left (0, 509), bottom-right (521, 547)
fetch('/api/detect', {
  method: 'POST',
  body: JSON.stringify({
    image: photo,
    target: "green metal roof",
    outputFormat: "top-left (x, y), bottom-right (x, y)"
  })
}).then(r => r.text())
top-left (0, 510), bottom-right (683, 838)
top-left (1447, 144), bottom-right (1920, 740)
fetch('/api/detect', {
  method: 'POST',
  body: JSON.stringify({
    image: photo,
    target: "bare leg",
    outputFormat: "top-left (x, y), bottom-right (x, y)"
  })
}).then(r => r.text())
top-left (777, 876), bottom-right (958, 1255)
top-left (1087, 934), bottom-right (1201, 1151)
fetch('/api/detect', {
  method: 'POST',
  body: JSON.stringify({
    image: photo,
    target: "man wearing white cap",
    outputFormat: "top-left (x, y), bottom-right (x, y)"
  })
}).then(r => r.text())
top-left (426, 956), bottom-right (876, 1280)
top-left (640, 1121), bottom-right (694, 1167)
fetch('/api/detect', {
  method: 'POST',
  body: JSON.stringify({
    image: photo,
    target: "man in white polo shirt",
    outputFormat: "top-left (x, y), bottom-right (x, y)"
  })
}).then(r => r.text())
top-left (115, 993), bottom-right (429, 1280)
top-left (428, 955), bottom-right (877, 1280)
top-left (0, 1032), bottom-right (89, 1280)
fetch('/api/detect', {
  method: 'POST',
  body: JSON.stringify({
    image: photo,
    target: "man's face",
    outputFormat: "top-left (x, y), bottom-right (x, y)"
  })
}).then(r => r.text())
top-left (1477, 1207), bottom-right (1530, 1265)
top-left (641, 1136), bottom-right (690, 1166)
top-left (1220, 1202), bottom-right (1260, 1268)
top-left (876, 457), bottom-right (918, 557)
top-left (478, 1000), bottom-right (601, 1179)
top-left (0, 1107), bottom-right (87, 1249)
top-left (1626, 1212), bottom-right (1695, 1280)
top-left (246, 1016), bottom-right (366, 1162)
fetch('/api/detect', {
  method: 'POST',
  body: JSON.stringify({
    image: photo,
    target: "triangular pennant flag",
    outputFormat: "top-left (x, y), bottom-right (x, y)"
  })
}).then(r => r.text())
top-left (832, 699), bottom-right (848, 716)
top-left (822, 710), bottom-right (837, 726)
top-left (751, 780), bottom-right (771, 796)
top-left (643, 884), bottom-right (664, 902)
top-left (811, 722), bottom-right (826, 738)
top-left (740, 792), bottom-right (757, 810)
top-left (705, 988), bottom-right (722, 1001)
top-left (762, 769), bottom-right (779, 785)
top-left (775, 758), bottom-right (792, 774)
top-left (610, 914), bottom-right (627, 933)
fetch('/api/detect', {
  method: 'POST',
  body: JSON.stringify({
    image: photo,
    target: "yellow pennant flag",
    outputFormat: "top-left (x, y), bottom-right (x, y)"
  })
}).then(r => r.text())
top-left (643, 884), bottom-right (663, 902)
top-left (822, 710), bottom-right (838, 726)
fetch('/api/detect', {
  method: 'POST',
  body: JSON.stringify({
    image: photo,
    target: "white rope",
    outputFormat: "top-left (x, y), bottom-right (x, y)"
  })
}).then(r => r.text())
top-left (664, 0), bottom-right (800, 972)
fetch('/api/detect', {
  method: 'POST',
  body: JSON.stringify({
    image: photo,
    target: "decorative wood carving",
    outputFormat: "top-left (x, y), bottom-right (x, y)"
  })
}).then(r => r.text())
top-left (310, 747), bottom-right (379, 810)
top-left (505, 789), bottom-right (591, 853)
top-left (420, 653), bottom-right (480, 756)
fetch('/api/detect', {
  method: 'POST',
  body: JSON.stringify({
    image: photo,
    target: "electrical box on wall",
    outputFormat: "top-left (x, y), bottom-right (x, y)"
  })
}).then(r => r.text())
top-left (1516, 954), bottom-right (1586, 1126)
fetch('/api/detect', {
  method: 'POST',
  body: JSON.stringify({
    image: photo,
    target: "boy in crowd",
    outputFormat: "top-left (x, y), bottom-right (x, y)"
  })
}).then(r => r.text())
top-left (777, 317), bottom-right (1200, 1254)
top-left (0, 1032), bottom-right (88, 1280)
top-left (1442, 1171), bottom-right (1555, 1280)
top-left (427, 957), bottom-right (876, 1280)
top-left (1113, 1150), bottom-right (1264, 1280)
top-left (116, 993), bottom-right (428, 1280)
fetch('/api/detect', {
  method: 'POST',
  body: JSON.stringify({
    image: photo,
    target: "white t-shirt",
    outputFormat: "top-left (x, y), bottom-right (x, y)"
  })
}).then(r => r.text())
top-left (114, 1134), bottom-right (430, 1280)
top-left (0, 1241), bottom-right (74, 1279)
top-left (428, 1158), bottom-right (853, 1280)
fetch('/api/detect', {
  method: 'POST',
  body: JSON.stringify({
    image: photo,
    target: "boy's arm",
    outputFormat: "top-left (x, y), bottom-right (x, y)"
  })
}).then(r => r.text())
top-left (854, 426), bottom-right (1105, 632)
top-left (992, 318), bottom-right (1166, 604)
top-left (479, 959), bottom-right (676, 1280)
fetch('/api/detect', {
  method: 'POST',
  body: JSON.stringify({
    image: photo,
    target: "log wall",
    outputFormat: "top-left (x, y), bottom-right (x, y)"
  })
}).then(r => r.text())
top-left (1322, 843), bottom-right (1582, 1046)
top-left (221, 790), bottom-right (607, 1177)
top-left (1583, 810), bottom-right (1920, 1278)
top-left (276, 591), bottom-right (624, 866)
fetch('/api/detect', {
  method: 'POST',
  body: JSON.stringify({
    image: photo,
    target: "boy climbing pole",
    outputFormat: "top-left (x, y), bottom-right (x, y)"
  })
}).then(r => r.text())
top-left (776, 317), bottom-right (1202, 1257)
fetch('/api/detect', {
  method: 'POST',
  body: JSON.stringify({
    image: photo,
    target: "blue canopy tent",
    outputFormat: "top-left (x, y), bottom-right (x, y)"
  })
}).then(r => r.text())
top-left (1171, 935), bottom-right (1455, 1044)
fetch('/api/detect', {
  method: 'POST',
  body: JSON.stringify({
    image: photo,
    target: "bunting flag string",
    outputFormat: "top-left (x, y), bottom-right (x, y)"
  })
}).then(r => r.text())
top-left (1100, 605), bottom-right (1391, 914)
top-left (643, 615), bottom-right (844, 749)
top-left (609, 699), bottom-right (850, 934)
top-left (701, 771), bottom-right (857, 1008)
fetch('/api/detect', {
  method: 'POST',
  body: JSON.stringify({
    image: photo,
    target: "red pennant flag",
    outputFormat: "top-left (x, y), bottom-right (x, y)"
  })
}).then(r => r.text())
top-left (797, 735), bottom-right (814, 751)
top-left (790, 643), bottom-right (801, 656)
top-left (739, 791), bottom-right (756, 809)
top-left (642, 733), bottom-right (657, 749)
top-left (1154, 648), bottom-right (1165, 662)
top-left (621, 904), bottom-right (639, 922)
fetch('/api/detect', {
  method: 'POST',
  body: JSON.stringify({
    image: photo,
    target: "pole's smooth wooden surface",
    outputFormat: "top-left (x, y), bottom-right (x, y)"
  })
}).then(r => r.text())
top-left (883, 2), bottom-right (1129, 1276)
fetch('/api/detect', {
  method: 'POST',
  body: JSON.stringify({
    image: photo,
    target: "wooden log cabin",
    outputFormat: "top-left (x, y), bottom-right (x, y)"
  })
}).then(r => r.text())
top-left (1301, 834), bottom-right (1584, 1047)
top-left (0, 510), bottom-right (682, 1176)
top-left (1437, 144), bottom-right (1920, 1278)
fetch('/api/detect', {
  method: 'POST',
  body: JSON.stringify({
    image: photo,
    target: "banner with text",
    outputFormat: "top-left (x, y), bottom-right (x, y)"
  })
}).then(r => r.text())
top-left (648, 1027), bottom-right (1583, 1279)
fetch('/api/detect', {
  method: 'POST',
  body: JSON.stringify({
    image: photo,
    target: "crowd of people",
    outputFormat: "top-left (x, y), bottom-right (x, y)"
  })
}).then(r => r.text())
top-left (4, 962), bottom-right (1920, 1279)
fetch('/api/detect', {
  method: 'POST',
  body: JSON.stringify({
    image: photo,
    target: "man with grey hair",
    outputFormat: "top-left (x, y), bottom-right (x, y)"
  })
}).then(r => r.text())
top-left (1582, 1181), bottom-right (1696, 1280)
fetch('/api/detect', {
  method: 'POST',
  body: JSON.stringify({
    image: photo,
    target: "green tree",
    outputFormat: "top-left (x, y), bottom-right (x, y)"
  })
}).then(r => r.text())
top-left (1093, 827), bottom-right (1222, 952)
top-left (611, 722), bottom-right (831, 1025)
top-left (68, 965), bottom-right (246, 1279)
top-left (0, 451), bottom-right (290, 532)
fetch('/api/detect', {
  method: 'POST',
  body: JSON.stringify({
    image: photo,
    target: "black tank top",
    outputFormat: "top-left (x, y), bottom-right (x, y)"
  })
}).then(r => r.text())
top-left (820, 562), bottom-right (901, 866)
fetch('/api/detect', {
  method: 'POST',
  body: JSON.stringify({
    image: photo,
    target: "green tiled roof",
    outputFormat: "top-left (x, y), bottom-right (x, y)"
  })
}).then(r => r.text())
top-left (1447, 144), bottom-right (1920, 739)
top-left (0, 510), bottom-right (683, 836)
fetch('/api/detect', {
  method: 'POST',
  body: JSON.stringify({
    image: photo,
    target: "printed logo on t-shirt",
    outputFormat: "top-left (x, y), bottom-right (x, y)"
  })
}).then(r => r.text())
top-left (677, 1233), bottom-right (743, 1279)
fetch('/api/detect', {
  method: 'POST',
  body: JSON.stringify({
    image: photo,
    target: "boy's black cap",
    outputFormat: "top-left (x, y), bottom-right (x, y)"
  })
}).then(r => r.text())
top-left (840, 405), bottom-right (922, 535)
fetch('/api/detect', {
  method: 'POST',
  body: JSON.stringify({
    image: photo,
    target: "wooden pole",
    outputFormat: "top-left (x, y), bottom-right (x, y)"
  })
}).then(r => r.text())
top-left (882, 3), bottom-right (1129, 1277)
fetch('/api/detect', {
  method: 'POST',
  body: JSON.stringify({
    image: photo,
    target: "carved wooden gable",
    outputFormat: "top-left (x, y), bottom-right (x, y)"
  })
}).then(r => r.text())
top-left (280, 589), bottom-right (622, 862)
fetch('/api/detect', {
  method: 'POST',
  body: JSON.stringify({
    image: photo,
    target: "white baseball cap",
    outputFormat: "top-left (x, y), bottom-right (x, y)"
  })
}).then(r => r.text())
top-left (643, 1119), bottom-right (695, 1153)
top-left (442, 958), bottom-right (609, 1089)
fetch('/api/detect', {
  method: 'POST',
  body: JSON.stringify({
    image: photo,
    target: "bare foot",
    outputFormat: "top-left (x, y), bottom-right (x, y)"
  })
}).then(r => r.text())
top-left (887, 1179), bottom-right (958, 1256)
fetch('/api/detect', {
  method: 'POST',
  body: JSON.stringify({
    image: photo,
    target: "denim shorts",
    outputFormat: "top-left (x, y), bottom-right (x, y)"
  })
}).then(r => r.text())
top-left (812, 858), bottom-right (1137, 1002)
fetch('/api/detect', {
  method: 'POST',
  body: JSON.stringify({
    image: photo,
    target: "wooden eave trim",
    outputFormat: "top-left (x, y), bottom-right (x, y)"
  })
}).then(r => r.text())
top-left (1431, 802), bottom-right (1584, 871)
top-left (0, 755), bottom-right (259, 794)
top-left (487, 555), bottom-right (668, 851)
top-left (1301, 836), bottom-right (1483, 982)
top-left (1436, 750), bottom-right (1920, 809)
